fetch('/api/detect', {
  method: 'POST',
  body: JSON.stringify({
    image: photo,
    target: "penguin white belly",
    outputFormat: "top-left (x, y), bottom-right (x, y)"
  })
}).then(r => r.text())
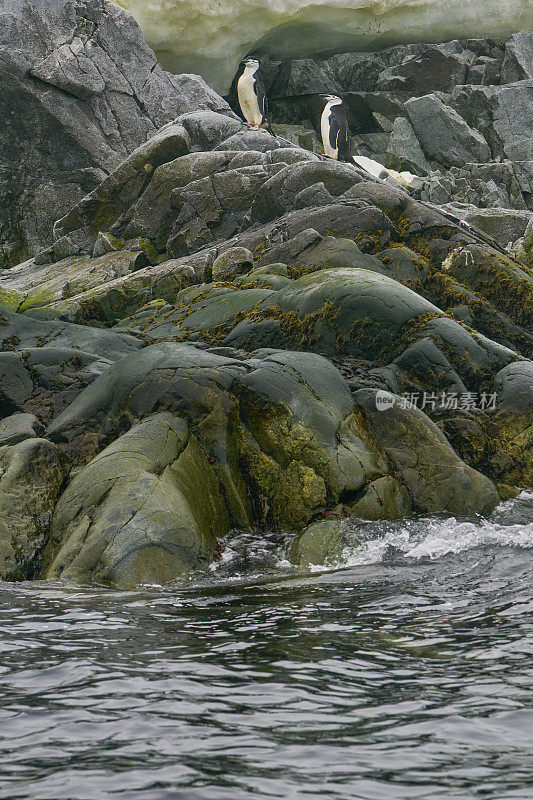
top-left (321, 106), bottom-right (338, 159)
top-left (237, 75), bottom-right (263, 126)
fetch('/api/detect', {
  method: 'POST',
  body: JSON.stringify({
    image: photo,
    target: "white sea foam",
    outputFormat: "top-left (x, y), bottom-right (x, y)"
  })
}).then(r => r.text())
top-left (316, 491), bottom-right (533, 572)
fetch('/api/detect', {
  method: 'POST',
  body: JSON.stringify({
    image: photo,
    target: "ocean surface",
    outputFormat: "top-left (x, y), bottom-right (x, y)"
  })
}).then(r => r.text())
top-left (1, 493), bottom-right (532, 800)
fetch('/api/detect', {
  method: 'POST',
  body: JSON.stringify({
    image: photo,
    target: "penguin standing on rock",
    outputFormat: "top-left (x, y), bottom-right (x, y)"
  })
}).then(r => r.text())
top-left (237, 57), bottom-right (269, 131)
top-left (320, 94), bottom-right (351, 161)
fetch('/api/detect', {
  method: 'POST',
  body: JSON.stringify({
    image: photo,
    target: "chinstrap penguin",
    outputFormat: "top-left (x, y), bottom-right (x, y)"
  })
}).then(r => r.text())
top-left (320, 94), bottom-right (351, 161)
top-left (237, 57), bottom-right (268, 131)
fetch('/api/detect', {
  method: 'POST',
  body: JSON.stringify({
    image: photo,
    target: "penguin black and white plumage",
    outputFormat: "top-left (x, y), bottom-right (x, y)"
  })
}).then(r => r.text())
top-left (237, 57), bottom-right (268, 130)
top-left (320, 94), bottom-right (351, 161)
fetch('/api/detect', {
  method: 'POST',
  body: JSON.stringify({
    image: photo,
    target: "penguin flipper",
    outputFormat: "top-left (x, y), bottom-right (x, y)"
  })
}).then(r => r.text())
top-left (336, 127), bottom-right (352, 162)
top-left (254, 75), bottom-right (268, 124)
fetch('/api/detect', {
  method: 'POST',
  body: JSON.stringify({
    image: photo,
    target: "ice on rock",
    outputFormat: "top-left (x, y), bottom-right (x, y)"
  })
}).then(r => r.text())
top-left (117, 0), bottom-right (533, 92)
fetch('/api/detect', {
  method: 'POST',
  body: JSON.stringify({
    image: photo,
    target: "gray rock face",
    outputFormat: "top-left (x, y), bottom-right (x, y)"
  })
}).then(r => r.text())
top-left (0, 0), bottom-right (232, 267)
top-left (405, 94), bottom-right (492, 168)
top-left (501, 31), bottom-right (533, 82)
top-left (253, 32), bottom-right (532, 211)
top-left (377, 46), bottom-right (474, 94)
top-left (386, 116), bottom-right (432, 176)
top-left (0, 309), bottom-right (142, 424)
top-left (0, 414), bottom-right (44, 446)
top-left (451, 208), bottom-right (533, 245)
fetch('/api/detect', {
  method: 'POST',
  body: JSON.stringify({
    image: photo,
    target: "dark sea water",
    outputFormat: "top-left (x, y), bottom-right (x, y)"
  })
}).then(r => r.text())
top-left (1, 494), bottom-right (532, 800)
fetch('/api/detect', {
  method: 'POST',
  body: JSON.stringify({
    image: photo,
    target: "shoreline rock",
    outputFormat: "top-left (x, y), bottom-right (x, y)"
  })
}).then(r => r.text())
top-left (0, 5), bottom-right (531, 585)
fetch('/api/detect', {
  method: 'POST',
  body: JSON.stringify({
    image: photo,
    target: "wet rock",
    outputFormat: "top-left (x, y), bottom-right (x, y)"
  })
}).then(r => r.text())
top-left (41, 413), bottom-right (224, 588)
top-left (0, 438), bottom-right (66, 580)
top-left (268, 235), bottom-right (387, 275)
top-left (225, 268), bottom-right (440, 360)
top-left (490, 360), bottom-right (533, 486)
top-left (353, 388), bottom-right (499, 515)
top-left (289, 519), bottom-right (348, 568)
top-left (46, 343), bottom-right (385, 532)
top-left (348, 475), bottom-right (413, 520)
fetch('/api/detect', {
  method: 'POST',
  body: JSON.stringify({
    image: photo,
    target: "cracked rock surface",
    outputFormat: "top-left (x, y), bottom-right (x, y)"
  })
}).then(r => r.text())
top-left (0, 4), bottom-right (531, 585)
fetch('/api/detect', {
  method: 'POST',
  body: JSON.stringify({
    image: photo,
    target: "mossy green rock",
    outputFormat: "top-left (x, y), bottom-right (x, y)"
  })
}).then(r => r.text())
top-left (354, 388), bottom-right (499, 515)
top-left (347, 476), bottom-right (412, 520)
top-left (33, 261), bottom-right (197, 325)
top-left (290, 519), bottom-right (349, 568)
top-left (0, 438), bottom-right (66, 580)
top-left (489, 361), bottom-right (533, 487)
top-left (0, 251), bottom-right (148, 314)
top-left (42, 413), bottom-right (226, 588)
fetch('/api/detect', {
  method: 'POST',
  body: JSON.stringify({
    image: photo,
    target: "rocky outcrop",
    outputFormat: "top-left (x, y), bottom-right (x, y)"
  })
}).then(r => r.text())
top-left (255, 33), bottom-right (532, 213)
top-left (0, 0), bottom-right (233, 268)
top-left (0, 7), bottom-right (531, 585)
top-left (39, 341), bottom-right (499, 585)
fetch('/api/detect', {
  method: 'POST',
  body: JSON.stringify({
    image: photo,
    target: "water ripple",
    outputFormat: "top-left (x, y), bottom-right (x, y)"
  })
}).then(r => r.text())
top-left (0, 493), bottom-right (532, 799)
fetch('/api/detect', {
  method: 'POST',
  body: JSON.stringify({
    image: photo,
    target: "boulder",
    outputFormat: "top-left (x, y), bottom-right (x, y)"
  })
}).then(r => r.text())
top-left (490, 360), bottom-right (533, 487)
top-left (0, 413), bottom-right (44, 446)
top-left (457, 208), bottom-right (533, 246)
top-left (41, 413), bottom-right (225, 587)
top-left (212, 247), bottom-right (254, 280)
top-left (448, 83), bottom-right (533, 163)
top-left (377, 46), bottom-right (474, 94)
top-left (405, 94), bottom-right (492, 167)
top-left (385, 116), bottom-right (432, 176)
top-left (289, 519), bottom-right (349, 568)
top-left (501, 31), bottom-right (533, 83)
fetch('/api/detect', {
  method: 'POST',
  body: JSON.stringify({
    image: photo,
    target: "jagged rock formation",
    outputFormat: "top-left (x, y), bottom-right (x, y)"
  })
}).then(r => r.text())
top-left (247, 32), bottom-right (533, 216)
top-left (0, 0), bottom-right (232, 269)
top-left (0, 2), bottom-right (531, 586)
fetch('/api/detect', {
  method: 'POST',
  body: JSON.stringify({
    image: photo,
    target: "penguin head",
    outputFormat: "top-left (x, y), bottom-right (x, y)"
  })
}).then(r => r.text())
top-left (242, 57), bottom-right (260, 69)
top-left (323, 94), bottom-right (343, 104)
